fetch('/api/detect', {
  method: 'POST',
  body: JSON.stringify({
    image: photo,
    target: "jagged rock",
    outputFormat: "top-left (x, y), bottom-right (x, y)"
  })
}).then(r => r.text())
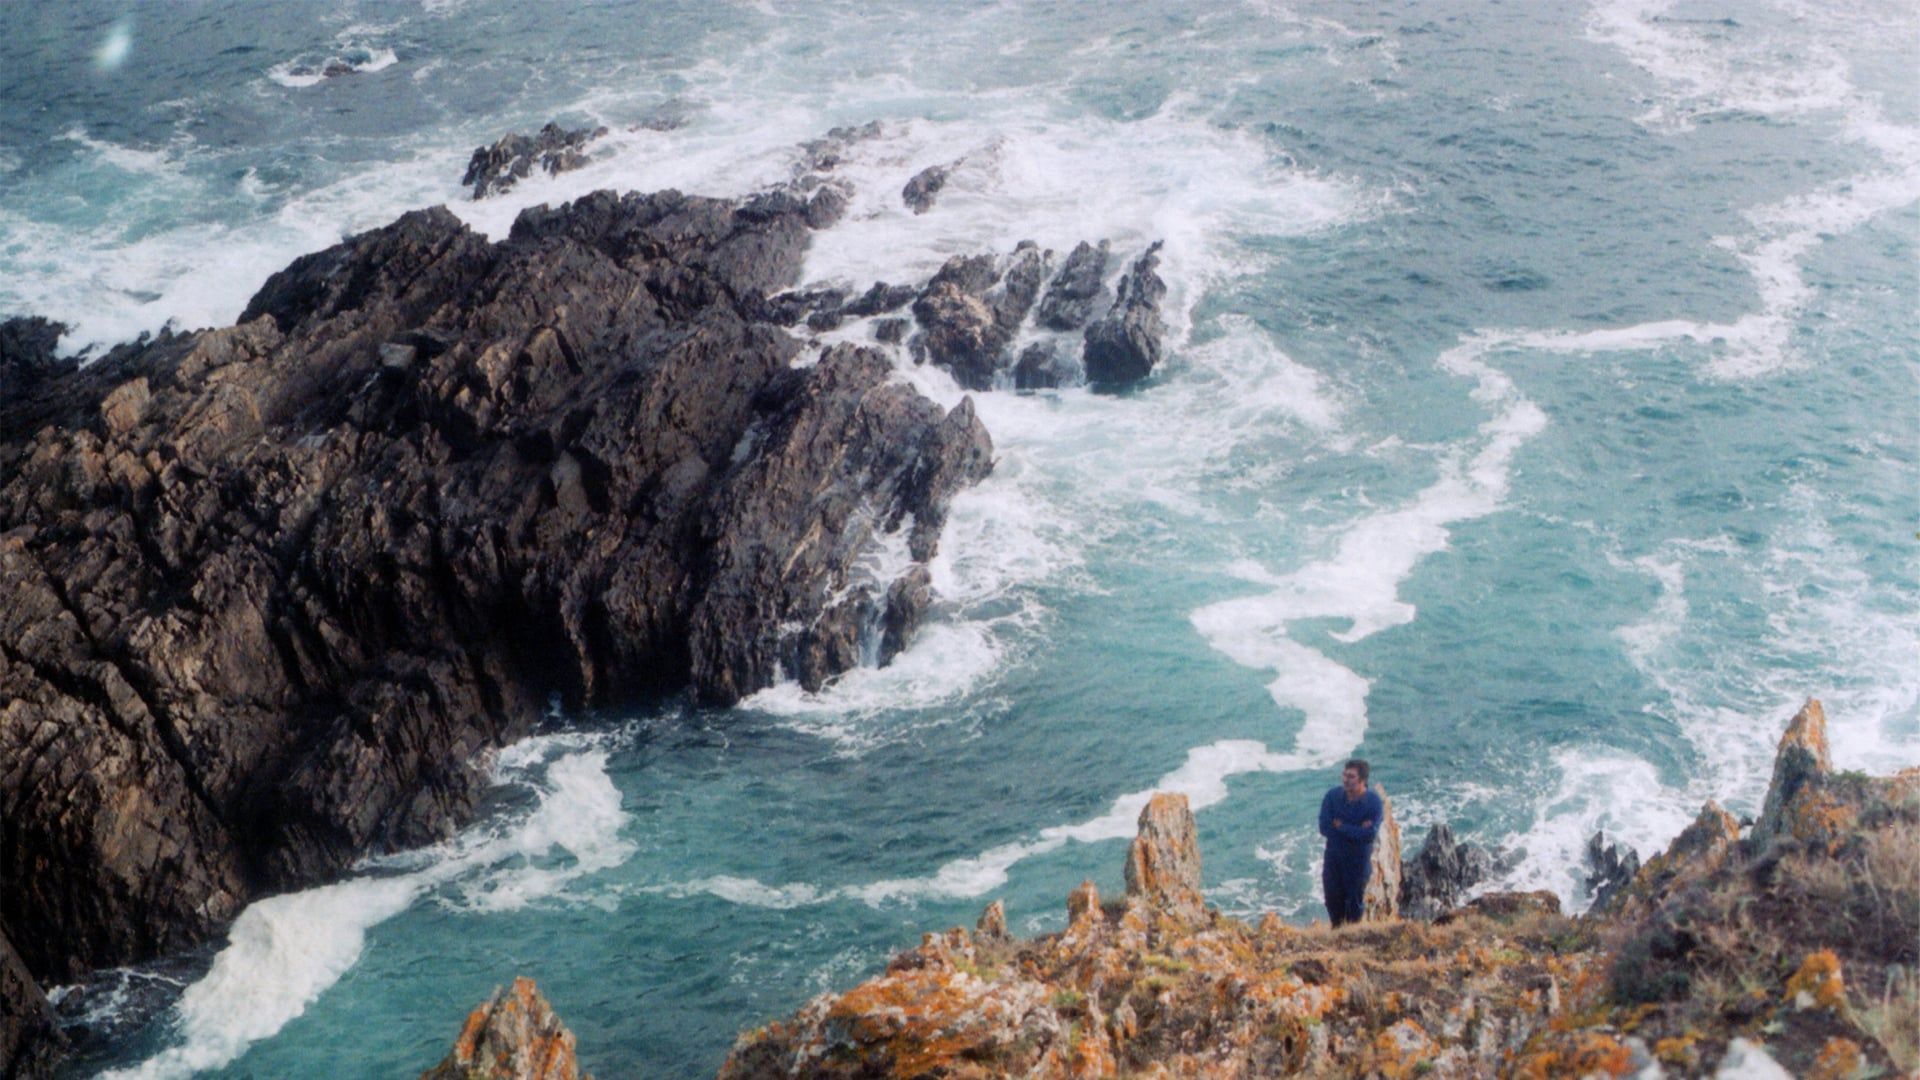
top-left (910, 255), bottom-right (1006, 390)
top-left (908, 246), bottom-right (1059, 390)
top-left (0, 183), bottom-right (992, 1075)
top-left (976, 899), bottom-right (1007, 939)
top-left (0, 930), bottom-right (64, 1080)
top-left (990, 243), bottom-right (1048, 331)
top-left (1034, 240), bottom-right (1109, 331)
top-left (1585, 831), bottom-right (1641, 914)
top-left (422, 977), bottom-right (590, 1080)
top-left (1612, 801), bottom-right (1743, 916)
top-left (1081, 241), bottom-right (1167, 386)
top-left (1753, 699), bottom-right (1832, 848)
top-left (872, 317), bottom-right (907, 345)
top-left (1066, 880), bottom-right (1101, 923)
top-left (461, 122), bottom-right (608, 199)
top-left (1363, 783), bottom-right (1404, 922)
top-left (1124, 792), bottom-right (1203, 917)
top-left (901, 163), bottom-right (951, 214)
top-left (1401, 822), bottom-right (1496, 920)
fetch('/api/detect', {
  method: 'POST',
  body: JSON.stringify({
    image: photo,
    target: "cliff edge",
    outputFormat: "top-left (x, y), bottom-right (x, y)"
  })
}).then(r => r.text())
top-left (698, 698), bottom-right (1914, 1078)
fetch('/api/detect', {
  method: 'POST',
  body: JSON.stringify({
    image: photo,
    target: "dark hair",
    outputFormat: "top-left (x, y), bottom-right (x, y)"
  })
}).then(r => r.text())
top-left (1344, 758), bottom-right (1370, 782)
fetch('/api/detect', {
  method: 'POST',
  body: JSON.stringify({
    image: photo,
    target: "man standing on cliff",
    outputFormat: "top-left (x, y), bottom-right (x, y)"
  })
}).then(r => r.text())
top-left (1319, 758), bottom-right (1383, 927)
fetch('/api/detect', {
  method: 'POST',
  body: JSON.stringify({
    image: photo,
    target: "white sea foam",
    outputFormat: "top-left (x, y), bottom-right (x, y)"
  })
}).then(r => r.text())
top-left (1187, 333), bottom-right (1546, 779)
top-left (1498, 748), bottom-right (1696, 907)
top-left (1585, 0), bottom-right (1920, 378)
top-left (105, 737), bottom-right (633, 1079)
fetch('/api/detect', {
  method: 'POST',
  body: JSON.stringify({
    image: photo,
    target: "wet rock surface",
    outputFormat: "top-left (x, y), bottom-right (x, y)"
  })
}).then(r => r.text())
top-left (1033, 239), bottom-right (1110, 331)
top-left (0, 180), bottom-right (991, 1074)
top-left (1081, 241), bottom-right (1167, 387)
top-left (462, 122), bottom-right (609, 199)
top-left (900, 162), bottom-right (951, 214)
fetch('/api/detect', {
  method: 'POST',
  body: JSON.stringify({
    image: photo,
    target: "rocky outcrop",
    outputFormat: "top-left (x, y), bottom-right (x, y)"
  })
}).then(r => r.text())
top-left (421, 977), bottom-right (589, 1080)
top-left (462, 123), bottom-right (608, 199)
top-left (718, 788), bottom-right (1598, 1079)
top-left (1584, 830), bottom-right (1640, 914)
top-left (1753, 698), bottom-right (1832, 847)
top-left (1122, 793), bottom-right (1204, 919)
top-left (1400, 822), bottom-right (1496, 921)
top-left (1362, 783), bottom-right (1403, 922)
top-left (1081, 241), bottom-right (1167, 387)
top-left (0, 180), bottom-right (991, 1074)
top-left (716, 702), bottom-right (1917, 1079)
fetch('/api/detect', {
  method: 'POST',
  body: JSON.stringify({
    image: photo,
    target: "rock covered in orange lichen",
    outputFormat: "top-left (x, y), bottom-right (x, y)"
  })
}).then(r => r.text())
top-left (1610, 800), bottom-right (1741, 916)
top-left (715, 704), bottom-right (1917, 1080)
top-left (1754, 699), bottom-right (1832, 846)
top-left (421, 977), bottom-right (590, 1080)
top-left (1123, 793), bottom-right (1203, 918)
top-left (719, 790), bottom-right (1595, 1079)
top-left (1785, 950), bottom-right (1846, 1012)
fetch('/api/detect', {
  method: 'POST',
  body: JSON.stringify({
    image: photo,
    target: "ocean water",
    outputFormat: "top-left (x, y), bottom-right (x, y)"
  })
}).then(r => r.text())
top-left (4, 1), bottom-right (1914, 1076)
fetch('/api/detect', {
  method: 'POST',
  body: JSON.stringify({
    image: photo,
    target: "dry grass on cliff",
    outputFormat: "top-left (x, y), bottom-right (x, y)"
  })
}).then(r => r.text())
top-left (1603, 805), bottom-right (1920, 1074)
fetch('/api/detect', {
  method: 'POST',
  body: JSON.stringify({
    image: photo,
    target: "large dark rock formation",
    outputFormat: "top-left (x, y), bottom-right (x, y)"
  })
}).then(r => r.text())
top-left (0, 184), bottom-right (989, 1075)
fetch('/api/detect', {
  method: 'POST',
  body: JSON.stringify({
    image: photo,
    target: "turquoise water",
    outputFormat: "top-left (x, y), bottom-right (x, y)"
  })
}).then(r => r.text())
top-left (5, 2), bottom-right (1915, 1076)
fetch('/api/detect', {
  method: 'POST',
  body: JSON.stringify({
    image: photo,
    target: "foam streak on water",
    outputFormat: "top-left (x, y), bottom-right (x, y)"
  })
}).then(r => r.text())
top-left (102, 738), bottom-right (633, 1080)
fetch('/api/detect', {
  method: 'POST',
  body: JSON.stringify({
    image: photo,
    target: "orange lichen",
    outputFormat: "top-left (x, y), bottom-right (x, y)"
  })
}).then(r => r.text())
top-left (1786, 950), bottom-right (1847, 1012)
top-left (1809, 1036), bottom-right (1863, 1080)
top-left (1653, 1033), bottom-right (1699, 1067)
top-left (1512, 1032), bottom-right (1635, 1080)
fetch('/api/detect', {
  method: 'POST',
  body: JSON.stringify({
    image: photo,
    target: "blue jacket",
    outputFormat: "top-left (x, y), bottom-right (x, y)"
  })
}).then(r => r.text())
top-left (1319, 786), bottom-right (1383, 862)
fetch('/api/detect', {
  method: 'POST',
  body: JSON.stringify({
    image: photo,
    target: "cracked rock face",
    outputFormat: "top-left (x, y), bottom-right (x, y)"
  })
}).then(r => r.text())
top-left (0, 181), bottom-right (991, 1047)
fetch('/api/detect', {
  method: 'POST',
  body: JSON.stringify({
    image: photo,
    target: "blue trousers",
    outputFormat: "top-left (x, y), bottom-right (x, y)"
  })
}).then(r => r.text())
top-left (1322, 849), bottom-right (1370, 927)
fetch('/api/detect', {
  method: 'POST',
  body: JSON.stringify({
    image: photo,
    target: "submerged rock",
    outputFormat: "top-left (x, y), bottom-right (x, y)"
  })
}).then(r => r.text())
top-left (1081, 241), bottom-right (1167, 386)
top-left (901, 162), bottom-right (952, 214)
top-left (462, 122), bottom-right (608, 199)
top-left (421, 977), bottom-right (590, 1080)
top-left (0, 181), bottom-right (991, 1076)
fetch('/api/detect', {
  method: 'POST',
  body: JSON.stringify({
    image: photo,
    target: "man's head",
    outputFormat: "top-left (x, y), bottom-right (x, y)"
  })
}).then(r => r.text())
top-left (1341, 758), bottom-right (1369, 798)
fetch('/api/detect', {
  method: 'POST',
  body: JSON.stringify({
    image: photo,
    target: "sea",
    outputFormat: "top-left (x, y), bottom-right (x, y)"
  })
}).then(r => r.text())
top-left (2, 1), bottom-right (1915, 1076)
